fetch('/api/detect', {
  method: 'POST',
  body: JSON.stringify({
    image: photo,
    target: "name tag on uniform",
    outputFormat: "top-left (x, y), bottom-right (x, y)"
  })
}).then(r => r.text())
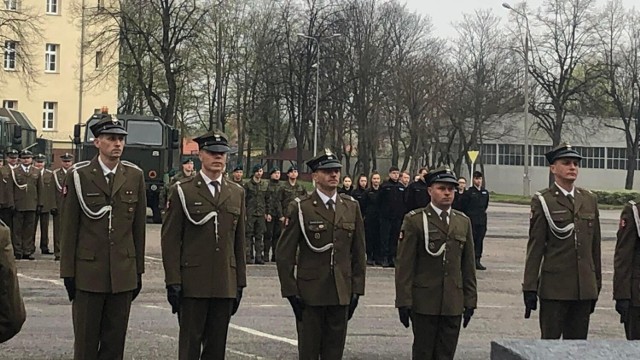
top-left (309, 220), bottom-right (324, 225)
top-left (482, 191), bottom-right (488, 194)
top-left (193, 202), bottom-right (203, 206)
top-left (551, 210), bottom-right (567, 214)
top-left (85, 193), bottom-right (101, 197)
top-left (399, 187), bottom-right (405, 192)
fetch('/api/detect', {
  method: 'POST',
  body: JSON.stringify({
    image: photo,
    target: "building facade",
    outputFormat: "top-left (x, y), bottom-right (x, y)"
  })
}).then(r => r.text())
top-left (1, 0), bottom-right (118, 156)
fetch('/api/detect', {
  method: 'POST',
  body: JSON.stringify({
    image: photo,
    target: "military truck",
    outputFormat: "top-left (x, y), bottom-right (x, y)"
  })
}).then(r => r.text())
top-left (73, 110), bottom-right (180, 223)
top-left (0, 108), bottom-right (54, 160)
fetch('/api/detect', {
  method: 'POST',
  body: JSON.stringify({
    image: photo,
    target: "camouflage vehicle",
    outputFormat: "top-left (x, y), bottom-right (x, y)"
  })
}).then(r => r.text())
top-left (73, 109), bottom-right (180, 223)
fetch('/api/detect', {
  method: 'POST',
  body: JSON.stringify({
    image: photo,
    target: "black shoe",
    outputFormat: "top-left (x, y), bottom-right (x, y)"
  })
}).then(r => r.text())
top-left (475, 260), bottom-right (486, 271)
top-left (246, 258), bottom-right (255, 265)
top-left (23, 254), bottom-right (35, 260)
top-left (381, 260), bottom-right (391, 268)
top-left (255, 257), bottom-right (265, 265)
top-left (366, 259), bottom-right (375, 266)
top-left (375, 261), bottom-right (383, 266)
top-left (41, 249), bottom-right (52, 255)
top-left (54, 256), bottom-right (60, 261)
top-left (15, 254), bottom-right (22, 260)
top-left (271, 255), bottom-right (276, 262)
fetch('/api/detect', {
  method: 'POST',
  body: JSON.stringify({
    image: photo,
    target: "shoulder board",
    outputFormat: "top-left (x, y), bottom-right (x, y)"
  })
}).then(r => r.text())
top-left (576, 187), bottom-right (593, 194)
top-left (629, 200), bottom-right (636, 206)
top-left (45, 169), bottom-right (53, 173)
top-left (294, 194), bottom-right (311, 203)
top-left (451, 209), bottom-right (468, 218)
top-left (339, 193), bottom-right (357, 202)
top-left (70, 160), bottom-right (91, 172)
top-left (227, 180), bottom-right (243, 189)
top-left (177, 176), bottom-right (195, 185)
top-left (408, 208), bottom-right (424, 216)
top-left (121, 160), bottom-right (142, 171)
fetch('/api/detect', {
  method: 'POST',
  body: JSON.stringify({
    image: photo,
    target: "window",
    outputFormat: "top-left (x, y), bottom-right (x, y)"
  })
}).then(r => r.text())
top-left (2, 100), bottom-right (17, 109)
top-left (481, 144), bottom-right (497, 165)
top-left (3, 41), bottom-right (16, 70)
top-left (95, 51), bottom-right (103, 69)
top-left (42, 102), bottom-right (56, 130)
top-left (498, 144), bottom-right (524, 166)
top-left (532, 145), bottom-right (552, 167)
top-left (574, 146), bottom-right (605, 169)
top-left (126, 120), bottom-right (164, 146)
top-left (46, 0), bottom-right (58, 14)
top-left (607, 147), bottom-right (627, 170)
top-left (45, 44), bottom-right (58, 72)
top-left (4, 0), bottom-right (18, 11)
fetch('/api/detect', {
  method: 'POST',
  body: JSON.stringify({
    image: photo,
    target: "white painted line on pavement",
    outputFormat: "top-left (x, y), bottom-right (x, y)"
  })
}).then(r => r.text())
top-left (18, 273), bottom-right (63, 286)
top-left (228, 348), bottom-right (266, 359)
top-left (141, 304), bottom-right (298, 347)
top-left (145, 256), bottom-right (163, 262)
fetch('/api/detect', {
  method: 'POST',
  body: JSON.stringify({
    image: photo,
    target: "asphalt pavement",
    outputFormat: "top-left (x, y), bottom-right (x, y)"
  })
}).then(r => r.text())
top-left (0, 203), bottom-right (627, 359)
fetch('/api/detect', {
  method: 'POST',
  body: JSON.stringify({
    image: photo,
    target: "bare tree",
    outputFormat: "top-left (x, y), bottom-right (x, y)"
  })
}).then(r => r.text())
top-left (0, 4), bottom-right (43, 90)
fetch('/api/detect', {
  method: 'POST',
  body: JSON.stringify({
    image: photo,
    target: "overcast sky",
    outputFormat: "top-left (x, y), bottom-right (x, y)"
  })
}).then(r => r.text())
top-left (403, 0), bottom-right (638, 38)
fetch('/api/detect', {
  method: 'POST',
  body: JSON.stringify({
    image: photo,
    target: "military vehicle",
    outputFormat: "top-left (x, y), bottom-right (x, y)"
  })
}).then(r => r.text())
top-left (73, 109), bottom-right (180, 223)
top-left (0, 108), bottom-right (54, 160)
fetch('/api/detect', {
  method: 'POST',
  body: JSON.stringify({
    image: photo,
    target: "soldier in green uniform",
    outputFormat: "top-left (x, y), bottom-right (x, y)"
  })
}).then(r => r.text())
top-left (33, 154), bottom-right (57, 255)
top-left (52, 153), bottom-right (74, 261)
top-left (244, 164), bottom-right (268, 264)
top-left (11, 150), bottom-right (42, 260)
top-left (169, 158), bottom-right (195, 187)
top-left (161, 131), bottom-right (246, 359)
top-left (276, 150), bottom-right (366, 360)
top-left (0, 152), bottom-right (14, 232)
top-left (231, 164), bottom-right (244, 185)
top-left (0, 219), bottom-right (26, 343)
top-left (523, 143), bottom-right (601, 339)
top-left (275, 165), bottom-right (307, 260)
top-left (395, 167), bottom-right (477, 360)
top-left (60, 115), bottom-right (146, 359)
top-left (264, 166), bottom-right (281, 262)
top-left (613, 200), bottom-right (640, 339)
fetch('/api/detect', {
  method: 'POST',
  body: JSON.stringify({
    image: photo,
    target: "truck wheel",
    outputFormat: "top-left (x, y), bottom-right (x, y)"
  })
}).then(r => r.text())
top-left (152, 204), bottom-right (163, 224)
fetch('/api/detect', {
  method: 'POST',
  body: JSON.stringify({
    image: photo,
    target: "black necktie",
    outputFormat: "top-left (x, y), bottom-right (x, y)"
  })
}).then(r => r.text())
top-left (106, 173), bottom-right (115, 193)
top-left (567, 194), bottom-right (574, 204)
top-left (326, 199), bottom-right (335, 212)
top-left (440, 211), bottom-right (449, 229)
top-left (211, 180), bottom-right (220, 197)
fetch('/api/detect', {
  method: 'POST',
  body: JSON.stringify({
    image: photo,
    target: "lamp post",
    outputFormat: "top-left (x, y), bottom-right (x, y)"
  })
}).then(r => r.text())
top-left (503, 2), bottom-right (531, 196)
top-left (297, 33), bottom-right (341, 157)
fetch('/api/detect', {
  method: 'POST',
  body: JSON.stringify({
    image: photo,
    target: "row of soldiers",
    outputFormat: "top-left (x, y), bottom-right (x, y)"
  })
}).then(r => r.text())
top-left (0, 149), bottom-right (74, 261)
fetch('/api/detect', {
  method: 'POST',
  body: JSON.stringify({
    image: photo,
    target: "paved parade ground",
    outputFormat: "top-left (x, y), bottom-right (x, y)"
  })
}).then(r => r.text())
top-left (0, 203), bottom-right (628, 359)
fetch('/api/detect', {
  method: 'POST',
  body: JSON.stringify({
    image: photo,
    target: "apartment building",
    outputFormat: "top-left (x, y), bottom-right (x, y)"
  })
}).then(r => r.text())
top-left (1, 0), bottom-right (118, 153)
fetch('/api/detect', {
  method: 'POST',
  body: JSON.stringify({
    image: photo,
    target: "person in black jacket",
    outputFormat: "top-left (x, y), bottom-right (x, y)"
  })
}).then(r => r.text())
top-left (351, 174), bottom-right (368, 214)
top-left (364, 172), bottom-right (382, 265)
top-left (452, 176), bottom-right (466, 211)
top-left (338, 175), bottom-right (353, 195)
top-left (461, 171), bottom-right (490, 270)
top-left (404, 167), bottom-right (429, 212)
top-left (377, 166), bottom-right (406, 267)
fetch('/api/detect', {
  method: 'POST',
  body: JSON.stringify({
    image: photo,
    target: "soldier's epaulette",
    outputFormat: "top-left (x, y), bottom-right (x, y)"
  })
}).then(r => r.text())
top-left (339, 193), bottom-right (357, 202)
top-left (177, 176), bottom-right (195, 185)
top-left (69, 160), bottom-right (91, 173)
top-left (576, 187), bottom-right (593, 195)
top-left (451, 209), bottom-right (468, 218)
top-left (227, 180), bottom-right (244, 190)
top-left (121, 160), bottom-right (142, 171)
top-left (294, 194), bottom-right (312, 203)
top-left (408, 208), bottom-right (425, 217)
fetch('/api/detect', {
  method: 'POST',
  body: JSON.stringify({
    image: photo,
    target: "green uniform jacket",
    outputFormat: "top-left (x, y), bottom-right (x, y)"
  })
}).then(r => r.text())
top-left (614, 202), bottom-right (640, 305)
top-left (395, 205), bottom-right (477, 315)
top-left (266, 179), bottom-right (282, 218)
top-left (244, 178), bottom-right (268, 216)
top-left (277, 181), bottom-right (307, 218)
top-left (276, 191), bottom-right (366, 306)
top-left (0, 166), bottom-right (14, 208)
top-left (53, 168), bottom-right (69, 210)
top-left (523, 184), bottom-right (601, 300)
top-left (39, 169), bottom-right (57, 212)
top-left (0, 220), bottom-right (25, 343)
top-left (161, 174), bottom-right (247, 298)
top-left (60, 157), bottom-right (147, 294)
top-left (12, 166), bottom-right (42, 211)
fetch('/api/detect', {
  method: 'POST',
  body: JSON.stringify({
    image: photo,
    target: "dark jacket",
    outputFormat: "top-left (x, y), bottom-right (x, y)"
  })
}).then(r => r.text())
top-left (378, 179), bottom-right (406, 219)
top-left (351, 186), bottom-right (367, 214)
top-left (364, 187), bottom-right (381, 219)
top-left (461, 186), bottom-right (489, 225)
top-left (452, 190), bottom-right (466, 212)
top-left (404, 179), bottom-right (430, 212)
top-left (338, 186), bottom-right (353, 196)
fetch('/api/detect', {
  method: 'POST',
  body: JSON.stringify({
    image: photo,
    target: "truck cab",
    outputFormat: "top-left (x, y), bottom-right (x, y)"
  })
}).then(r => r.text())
top-left (74, 110), bottom-right (180, 223)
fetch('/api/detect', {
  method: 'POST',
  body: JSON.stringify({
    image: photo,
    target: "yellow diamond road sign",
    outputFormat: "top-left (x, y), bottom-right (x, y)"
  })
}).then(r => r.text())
top-left (468, 150), bottom-right (479, 163)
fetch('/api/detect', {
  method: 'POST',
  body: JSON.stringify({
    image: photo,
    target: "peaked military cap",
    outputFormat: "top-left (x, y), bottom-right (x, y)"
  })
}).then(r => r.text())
top-left (251, 163), bottom-right (263, 173)
top-left (194, 130), bottom-right (230, 153)
top-left (89, 114), bottom-right (128, 137)
top-left (287, 165), bottom-right (297, 173)
top-left (269, 166), bottom-right (280, 175)
top-left (233, 164), bottom-right (243, 172)
top-left (19, 149), bottom-right (33, 158)
top-left (306, 149), bottom-right (342, 172)
top-left (182, 158), bottom-right (194, 164)
top-left (425, 166), bottom-right (458, 186)
top-left (60, 152), bottom-right (74, 161)
top-left (545, 142), bottom-right (582, 164)
top-left (6, 148), bottom-right (19, 158)
top-left (34, 153), bottom-right (46, 162)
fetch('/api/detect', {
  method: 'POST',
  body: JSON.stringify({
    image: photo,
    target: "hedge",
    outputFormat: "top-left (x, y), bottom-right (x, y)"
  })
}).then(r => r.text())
top-left (592, 190), bottom-right (640, 206)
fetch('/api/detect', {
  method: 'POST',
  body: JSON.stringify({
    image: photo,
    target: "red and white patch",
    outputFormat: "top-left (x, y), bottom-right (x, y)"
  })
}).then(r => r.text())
top-left (620, 218), bottom-right (626, 229)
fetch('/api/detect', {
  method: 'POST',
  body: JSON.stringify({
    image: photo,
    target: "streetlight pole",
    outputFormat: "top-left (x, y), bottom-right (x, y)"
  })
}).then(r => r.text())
top-left (503, 2), bottom-right (531, 196)
top-left (297, 33), bottom-right (341, 157)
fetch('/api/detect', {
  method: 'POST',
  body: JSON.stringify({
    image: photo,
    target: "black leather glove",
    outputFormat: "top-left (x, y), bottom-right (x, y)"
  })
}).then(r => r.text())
top-left (166, 284), bottom-right (182, 314)
top-left (398, 306), bottom-right (411, 328)
top-left (463, 307), bottom-right (474, 328)
top-left (348, 294), bottom-right (360, 320)
top-left (523, 291), bottom-right (537, 319)
top-left (616, 299), bottom-right (630, 322)
top-left (50, 208), bottom-right (58, 216)
top-left (232, 287), bottom-right (243, 316)
top-left (590, 299), bottom-right (597, 314)
top-left (132, 274), bottom-right (142, 301)
top-left (286, 295), bottom-right (305, 322)
top-left (63, 277), bottom-right (76, 302)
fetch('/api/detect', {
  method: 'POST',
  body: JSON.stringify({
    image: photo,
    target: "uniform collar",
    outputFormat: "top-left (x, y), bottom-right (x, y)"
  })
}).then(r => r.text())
top-left (316, 189), bottom-right (337, 207)
top-left (98, 156), bottom-right (118, 176)
top-left (554, 182), bottom-right (575, 197)
top-left (430, 203), bottom-right (451, 218)
top-left (200, 170), bottom-right (222, 184)
top-left (21, 164), bottom-right (30, 172)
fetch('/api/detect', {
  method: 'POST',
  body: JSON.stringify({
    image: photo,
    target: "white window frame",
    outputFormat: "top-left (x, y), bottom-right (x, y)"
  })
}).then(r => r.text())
top-left (42, 102), bottom-right (57, 130)
top-left (4, 41), bottom-right (16, 70)
top-left (46, 0), bottom-right (58, 14)
top-left (4, 0), bottom-right (18, 11)
top-left (2, 100), bottom-right (17, 109)
top-left (45, 43), bottom-right (58, 72)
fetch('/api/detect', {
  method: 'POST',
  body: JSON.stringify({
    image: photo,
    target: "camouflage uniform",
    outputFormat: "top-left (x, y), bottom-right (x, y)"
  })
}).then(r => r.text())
top-left (264, 178), bottom-right (281, 261)
top-left (244, 177), bottom-right (268, 263)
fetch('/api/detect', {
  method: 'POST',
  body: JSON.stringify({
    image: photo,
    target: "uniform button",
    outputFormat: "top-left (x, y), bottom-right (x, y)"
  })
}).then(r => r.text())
top-left (577, 256), bottom-right (581, 260)
top-left (110, 242), bottom-right (114, 246)
top-left (215, 248), bottom-right (220, 252)
top-left (444, 272), bottom-right (448, 276)
top-left (577, 242), bottom-right (581, 246)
